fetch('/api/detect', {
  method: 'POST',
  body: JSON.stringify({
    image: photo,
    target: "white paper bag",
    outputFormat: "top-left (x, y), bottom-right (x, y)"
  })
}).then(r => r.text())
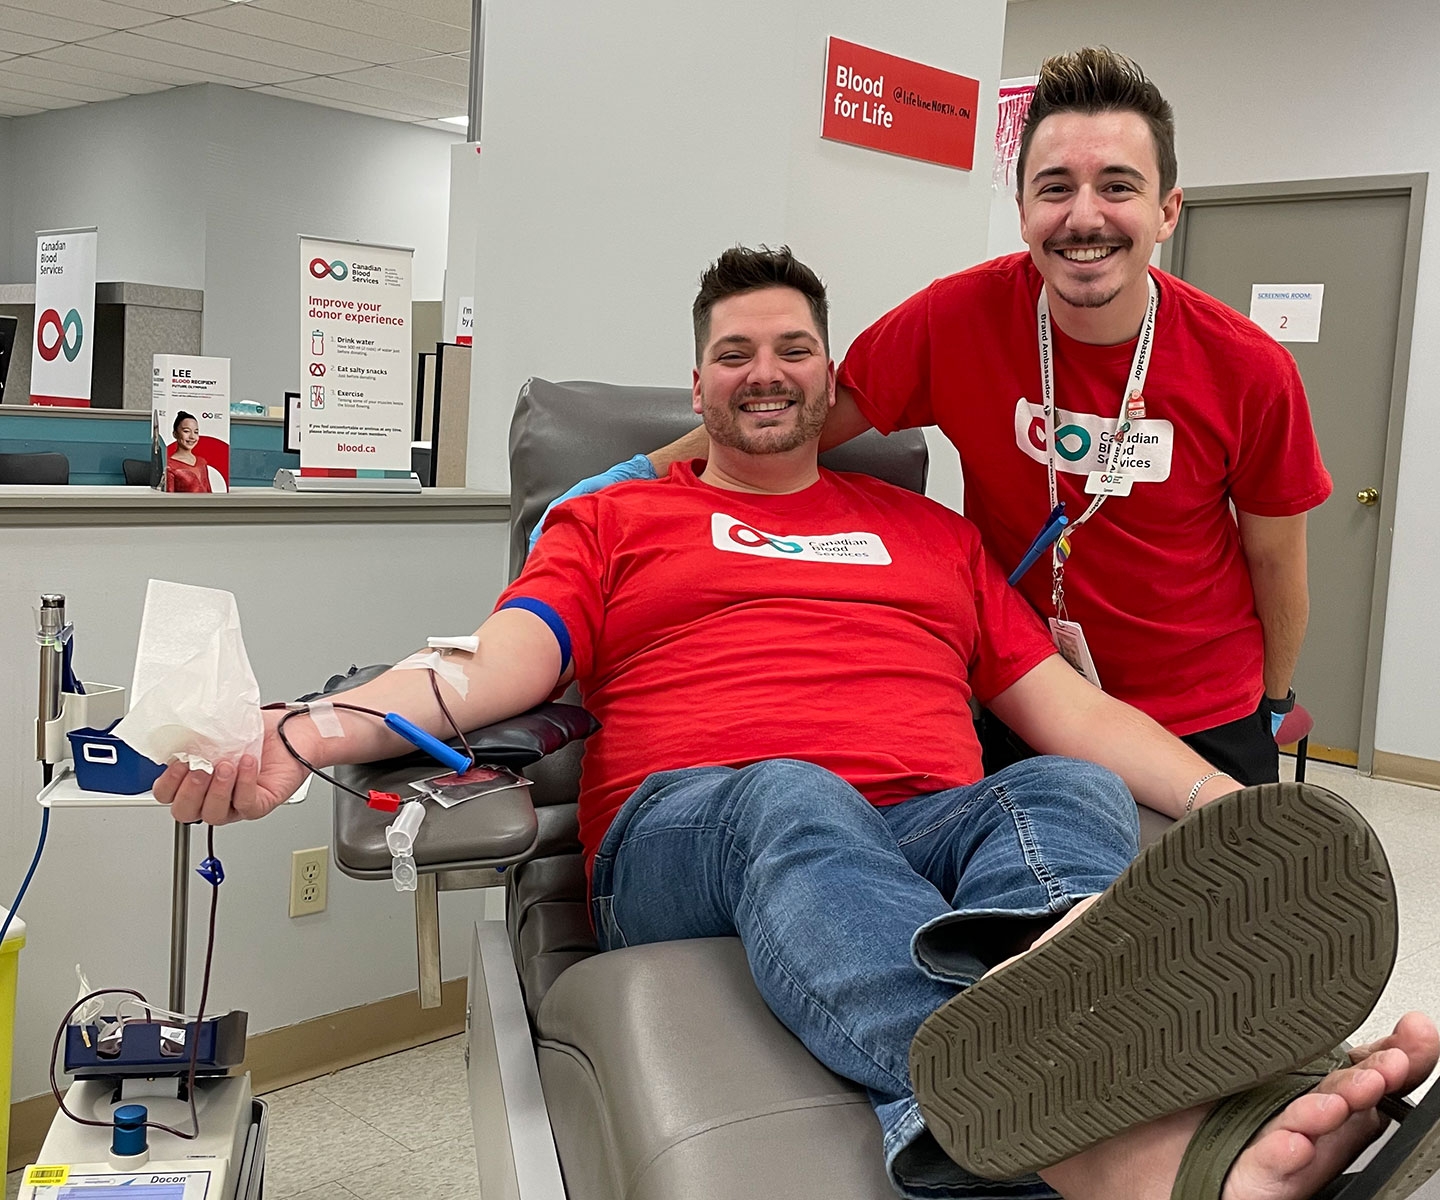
top-left (112, 580), bottom-right (263, 772)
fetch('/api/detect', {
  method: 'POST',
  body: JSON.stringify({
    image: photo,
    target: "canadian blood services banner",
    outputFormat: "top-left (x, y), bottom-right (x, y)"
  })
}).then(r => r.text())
top-left (298, 236), bottom-right (413, 474)
top-left (30, 227), bottom-right (97, 407)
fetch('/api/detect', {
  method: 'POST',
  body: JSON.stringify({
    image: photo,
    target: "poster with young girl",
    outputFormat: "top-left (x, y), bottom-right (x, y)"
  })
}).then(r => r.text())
top-left (151, 355), bottom-right (231, 493)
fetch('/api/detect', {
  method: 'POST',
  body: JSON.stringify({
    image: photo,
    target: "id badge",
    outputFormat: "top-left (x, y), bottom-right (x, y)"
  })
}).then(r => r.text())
top-left (1048, 618), bottom-right (1102, 688)
top-left (1084, 470), bottom-right (1133, 496)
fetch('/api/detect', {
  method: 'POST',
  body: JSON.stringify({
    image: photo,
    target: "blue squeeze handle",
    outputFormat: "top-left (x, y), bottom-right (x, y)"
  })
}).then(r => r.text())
top-left (384, 712), bottom-right (471, 774)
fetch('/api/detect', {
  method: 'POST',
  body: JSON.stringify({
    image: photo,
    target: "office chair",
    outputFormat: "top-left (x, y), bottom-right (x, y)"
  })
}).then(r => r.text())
top-left (122, 458), bottom-right (154, 486)
top-left (0, 451), bottom-right (69, 484)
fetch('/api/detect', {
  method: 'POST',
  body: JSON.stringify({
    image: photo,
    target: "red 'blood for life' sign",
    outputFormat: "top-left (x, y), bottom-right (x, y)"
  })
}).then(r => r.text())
top-left (820, 37), bottom-right (979, 171)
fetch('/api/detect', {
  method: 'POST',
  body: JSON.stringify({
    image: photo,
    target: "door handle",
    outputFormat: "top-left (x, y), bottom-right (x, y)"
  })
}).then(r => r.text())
top-left (1356, 487), bottom-right (1379, 506)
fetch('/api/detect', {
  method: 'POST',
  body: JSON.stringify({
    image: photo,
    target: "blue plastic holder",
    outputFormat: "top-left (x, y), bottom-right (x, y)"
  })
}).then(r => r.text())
top-left (67, 721), bottom-right (166, 795)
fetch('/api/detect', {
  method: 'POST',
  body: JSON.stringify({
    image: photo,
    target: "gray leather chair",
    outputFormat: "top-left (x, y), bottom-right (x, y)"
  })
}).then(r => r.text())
top-left (331, 378), bottom-right (933, 1199)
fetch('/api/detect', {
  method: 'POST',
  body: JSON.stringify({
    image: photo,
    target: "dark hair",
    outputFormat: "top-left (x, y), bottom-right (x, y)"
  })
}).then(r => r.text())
top-left (173, 411), bottom-right (198, 436)
top-left (1016, 47), bottom-right (1177, 197)
top-left (693, 245), bottom-right (829, 363)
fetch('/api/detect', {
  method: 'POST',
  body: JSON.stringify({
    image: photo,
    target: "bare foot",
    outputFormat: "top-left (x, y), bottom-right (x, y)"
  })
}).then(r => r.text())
top-left (1037, 1013), bottom-right (1439, 1200)
top-left (1222, 1013), bottom-right (1439, 1200)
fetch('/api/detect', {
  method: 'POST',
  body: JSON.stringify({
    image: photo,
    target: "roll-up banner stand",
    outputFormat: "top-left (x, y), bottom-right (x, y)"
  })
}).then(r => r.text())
top-left (30, 226), bottom-right (97, 407)
top-left (275, 235), bottom-right (420, 493)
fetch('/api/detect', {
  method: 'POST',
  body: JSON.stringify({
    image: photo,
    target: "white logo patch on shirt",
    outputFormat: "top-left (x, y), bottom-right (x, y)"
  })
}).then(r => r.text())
top-left (1012, 398), bottom-right (1174, 482)
top-left (710, 513), bottom-right (892, 565)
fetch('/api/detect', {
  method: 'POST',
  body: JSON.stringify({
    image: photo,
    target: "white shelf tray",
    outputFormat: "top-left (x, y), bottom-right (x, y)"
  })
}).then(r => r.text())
top-left (37, 762), bottom-right (159, 809)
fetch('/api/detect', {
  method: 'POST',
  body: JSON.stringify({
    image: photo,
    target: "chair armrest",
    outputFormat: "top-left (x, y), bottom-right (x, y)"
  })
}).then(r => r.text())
top-left (326, 693), bottom-right (598, 880)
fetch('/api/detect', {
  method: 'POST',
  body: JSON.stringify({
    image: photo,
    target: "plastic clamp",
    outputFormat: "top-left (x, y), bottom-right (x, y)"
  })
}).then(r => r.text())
top-left (196, 856), bottom-right (224, 886)
top-left (367, 790), bottom-right (403, 813)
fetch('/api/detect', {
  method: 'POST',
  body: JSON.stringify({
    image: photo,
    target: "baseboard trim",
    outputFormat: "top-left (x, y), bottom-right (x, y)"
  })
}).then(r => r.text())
top-left (1372, 750), bottom-right (1440, 792)
top-left (7, 977), bottom-right (467, 1172)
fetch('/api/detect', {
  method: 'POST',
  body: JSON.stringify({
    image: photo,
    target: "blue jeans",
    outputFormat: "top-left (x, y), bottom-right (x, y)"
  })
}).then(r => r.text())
top-left (589, 757), bottom-right (1140, 1200)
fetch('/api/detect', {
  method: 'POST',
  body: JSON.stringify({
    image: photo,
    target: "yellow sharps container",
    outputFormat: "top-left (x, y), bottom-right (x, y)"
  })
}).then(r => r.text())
top-left (0, 906), bottom-right (25, 1171)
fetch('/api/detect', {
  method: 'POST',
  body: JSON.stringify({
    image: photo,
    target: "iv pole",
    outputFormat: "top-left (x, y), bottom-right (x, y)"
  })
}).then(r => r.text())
top-left (36, 592), bottom-right (192, 1014)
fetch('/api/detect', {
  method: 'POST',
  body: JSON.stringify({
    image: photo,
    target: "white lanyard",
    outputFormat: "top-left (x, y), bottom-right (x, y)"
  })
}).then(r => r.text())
top-left (1036, 273), bottom-right (1159, 611)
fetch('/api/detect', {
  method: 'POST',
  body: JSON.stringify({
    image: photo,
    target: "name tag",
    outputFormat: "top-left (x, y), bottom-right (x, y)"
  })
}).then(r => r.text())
top-left (1084, 470), bottom-right (1133, 496)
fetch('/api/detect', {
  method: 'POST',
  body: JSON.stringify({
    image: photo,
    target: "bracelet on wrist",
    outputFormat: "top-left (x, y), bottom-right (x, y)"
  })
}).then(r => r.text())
top-left (1185, 770), bottom-right (1227, 814)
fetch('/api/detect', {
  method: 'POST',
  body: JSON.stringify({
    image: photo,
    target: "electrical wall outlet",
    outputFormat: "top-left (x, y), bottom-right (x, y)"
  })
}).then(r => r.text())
top-left (289, 847), bottom-right (329, 917)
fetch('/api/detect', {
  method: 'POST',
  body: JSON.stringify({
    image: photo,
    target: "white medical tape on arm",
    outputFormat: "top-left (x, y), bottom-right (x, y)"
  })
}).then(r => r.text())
top-left (427, 635), bottom-right (480, 653)
top-left (308, 700), bottom-right (345, 740)
top-left (393, 649), bottom-right (471, 698)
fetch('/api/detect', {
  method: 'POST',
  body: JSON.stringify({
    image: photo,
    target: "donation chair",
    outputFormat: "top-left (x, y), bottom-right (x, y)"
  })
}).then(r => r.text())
top-left (328, 378), bottom-right (947, 1199)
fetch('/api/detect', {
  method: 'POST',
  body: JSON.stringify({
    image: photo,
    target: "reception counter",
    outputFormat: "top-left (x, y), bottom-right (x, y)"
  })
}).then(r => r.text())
top-left (0, 485), bottom-right (508, 526)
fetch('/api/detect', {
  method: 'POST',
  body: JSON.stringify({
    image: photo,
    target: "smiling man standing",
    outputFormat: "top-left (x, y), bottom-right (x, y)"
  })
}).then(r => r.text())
top-left (829, 46), bottom-right (1331, 784)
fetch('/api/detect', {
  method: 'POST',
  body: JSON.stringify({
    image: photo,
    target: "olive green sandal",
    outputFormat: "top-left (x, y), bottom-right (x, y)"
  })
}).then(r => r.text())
top-left (1174, 1050), bottom-right (1440, 1200)
top-left (909, 782), bottom-right (1399, 1180)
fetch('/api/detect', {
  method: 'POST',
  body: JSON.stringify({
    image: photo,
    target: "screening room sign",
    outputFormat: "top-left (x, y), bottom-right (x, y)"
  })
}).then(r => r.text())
top-left (30, 226), bottom-right (97, 407)
top-left (298, 236), bottom-right (413, 473)
top-left (820, 38), bottom-right (979, 171)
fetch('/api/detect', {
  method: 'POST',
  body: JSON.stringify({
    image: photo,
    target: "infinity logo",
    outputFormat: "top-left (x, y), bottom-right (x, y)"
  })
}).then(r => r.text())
top-left (309, 257), bottom-right (348, 280)
top-left (729, 523), bottom-right (803, 553)
top-left (36, 308), bottom-right (83, 363)
top-left (1026, 416), bottom-right (1092, 462)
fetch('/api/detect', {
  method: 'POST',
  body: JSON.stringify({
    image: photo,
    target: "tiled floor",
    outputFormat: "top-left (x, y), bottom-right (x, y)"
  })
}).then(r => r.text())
top-left (6, 761), bottom-right (1439, 1200)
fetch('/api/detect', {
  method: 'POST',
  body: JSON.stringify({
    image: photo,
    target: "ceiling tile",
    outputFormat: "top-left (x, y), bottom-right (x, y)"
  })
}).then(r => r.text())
top-left (2, 0), bottom-right (161, 31)
top-left (190, 5), bottom-right (430, 66)
top-left (385, 53), bottom-right (469, 87)
top-left (0, 65), bottom-right (125, 101)
top-left (0, 29), bottom-right (57, 53)
top-left (0, 82), bottom-right (82, 109)
top-left (359, 0), bottom-right (468, 28)
top-left (109, 0), bottom-right (234, 14)
top-left (0, 4), bottom-right (113, 42)
top-left (333, 64), bottom-right (467, 110)
top-left (279, 72), bottom-right (448, 119)
top-left (413, 116), bottom-right (467, 133)
top-left (257, 0), bottom-right (467, 55)
top-left (254, 83), bottom-right (419, 124)
top-left (3, 50), bottom-right (170, 93)
top-left (81, 28), bottom-right (305, 85)
top-left (42, 40), bottom-right (239, 86)
top-left (139, 16), bottom-right (369, 74)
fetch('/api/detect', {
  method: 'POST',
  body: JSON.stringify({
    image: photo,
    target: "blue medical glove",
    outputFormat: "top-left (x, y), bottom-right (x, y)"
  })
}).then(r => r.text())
top-left (528, 454), bottom-right (658, 553)
top-left (1265, 688), bottom-right (1296, 738)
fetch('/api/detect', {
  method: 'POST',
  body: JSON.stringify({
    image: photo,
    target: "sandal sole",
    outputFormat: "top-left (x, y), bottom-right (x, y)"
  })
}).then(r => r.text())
top-left (909, 782), bottom-right (1399, 1179)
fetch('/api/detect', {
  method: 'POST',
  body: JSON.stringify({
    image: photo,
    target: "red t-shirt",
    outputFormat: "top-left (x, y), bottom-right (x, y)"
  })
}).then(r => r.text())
top-left (496, 461), bottom-right (1056, 868)
top-left (838, 253), bottom-right (1332, 736)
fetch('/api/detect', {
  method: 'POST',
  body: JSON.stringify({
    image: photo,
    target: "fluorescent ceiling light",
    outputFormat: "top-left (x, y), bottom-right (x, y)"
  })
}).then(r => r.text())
top-left (439, 115), bottom-right (469, 126)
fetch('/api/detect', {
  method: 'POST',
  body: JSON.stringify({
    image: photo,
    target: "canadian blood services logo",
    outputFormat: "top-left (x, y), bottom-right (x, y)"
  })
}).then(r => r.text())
top-left (710, 513), bottom-right (892, 565)
top-left (309, 257), bottom-right (349, 280)
top-left (36, 307), bottom-right (83, 363)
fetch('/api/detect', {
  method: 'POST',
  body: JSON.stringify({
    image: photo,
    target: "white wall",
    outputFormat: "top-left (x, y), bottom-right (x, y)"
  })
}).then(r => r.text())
top-left (4, 88), bottom-right (208, 292)
top-left (1002, 0), bottom-right (1440, 763)
top-left (1, 86), bottom-right (459, 409)
top-left (0, 118), bottom-right (14, 283)
top-left (462, 0), bottom-right (1011, 513)
top-left (0, 518), bottom-right (509, 1100)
